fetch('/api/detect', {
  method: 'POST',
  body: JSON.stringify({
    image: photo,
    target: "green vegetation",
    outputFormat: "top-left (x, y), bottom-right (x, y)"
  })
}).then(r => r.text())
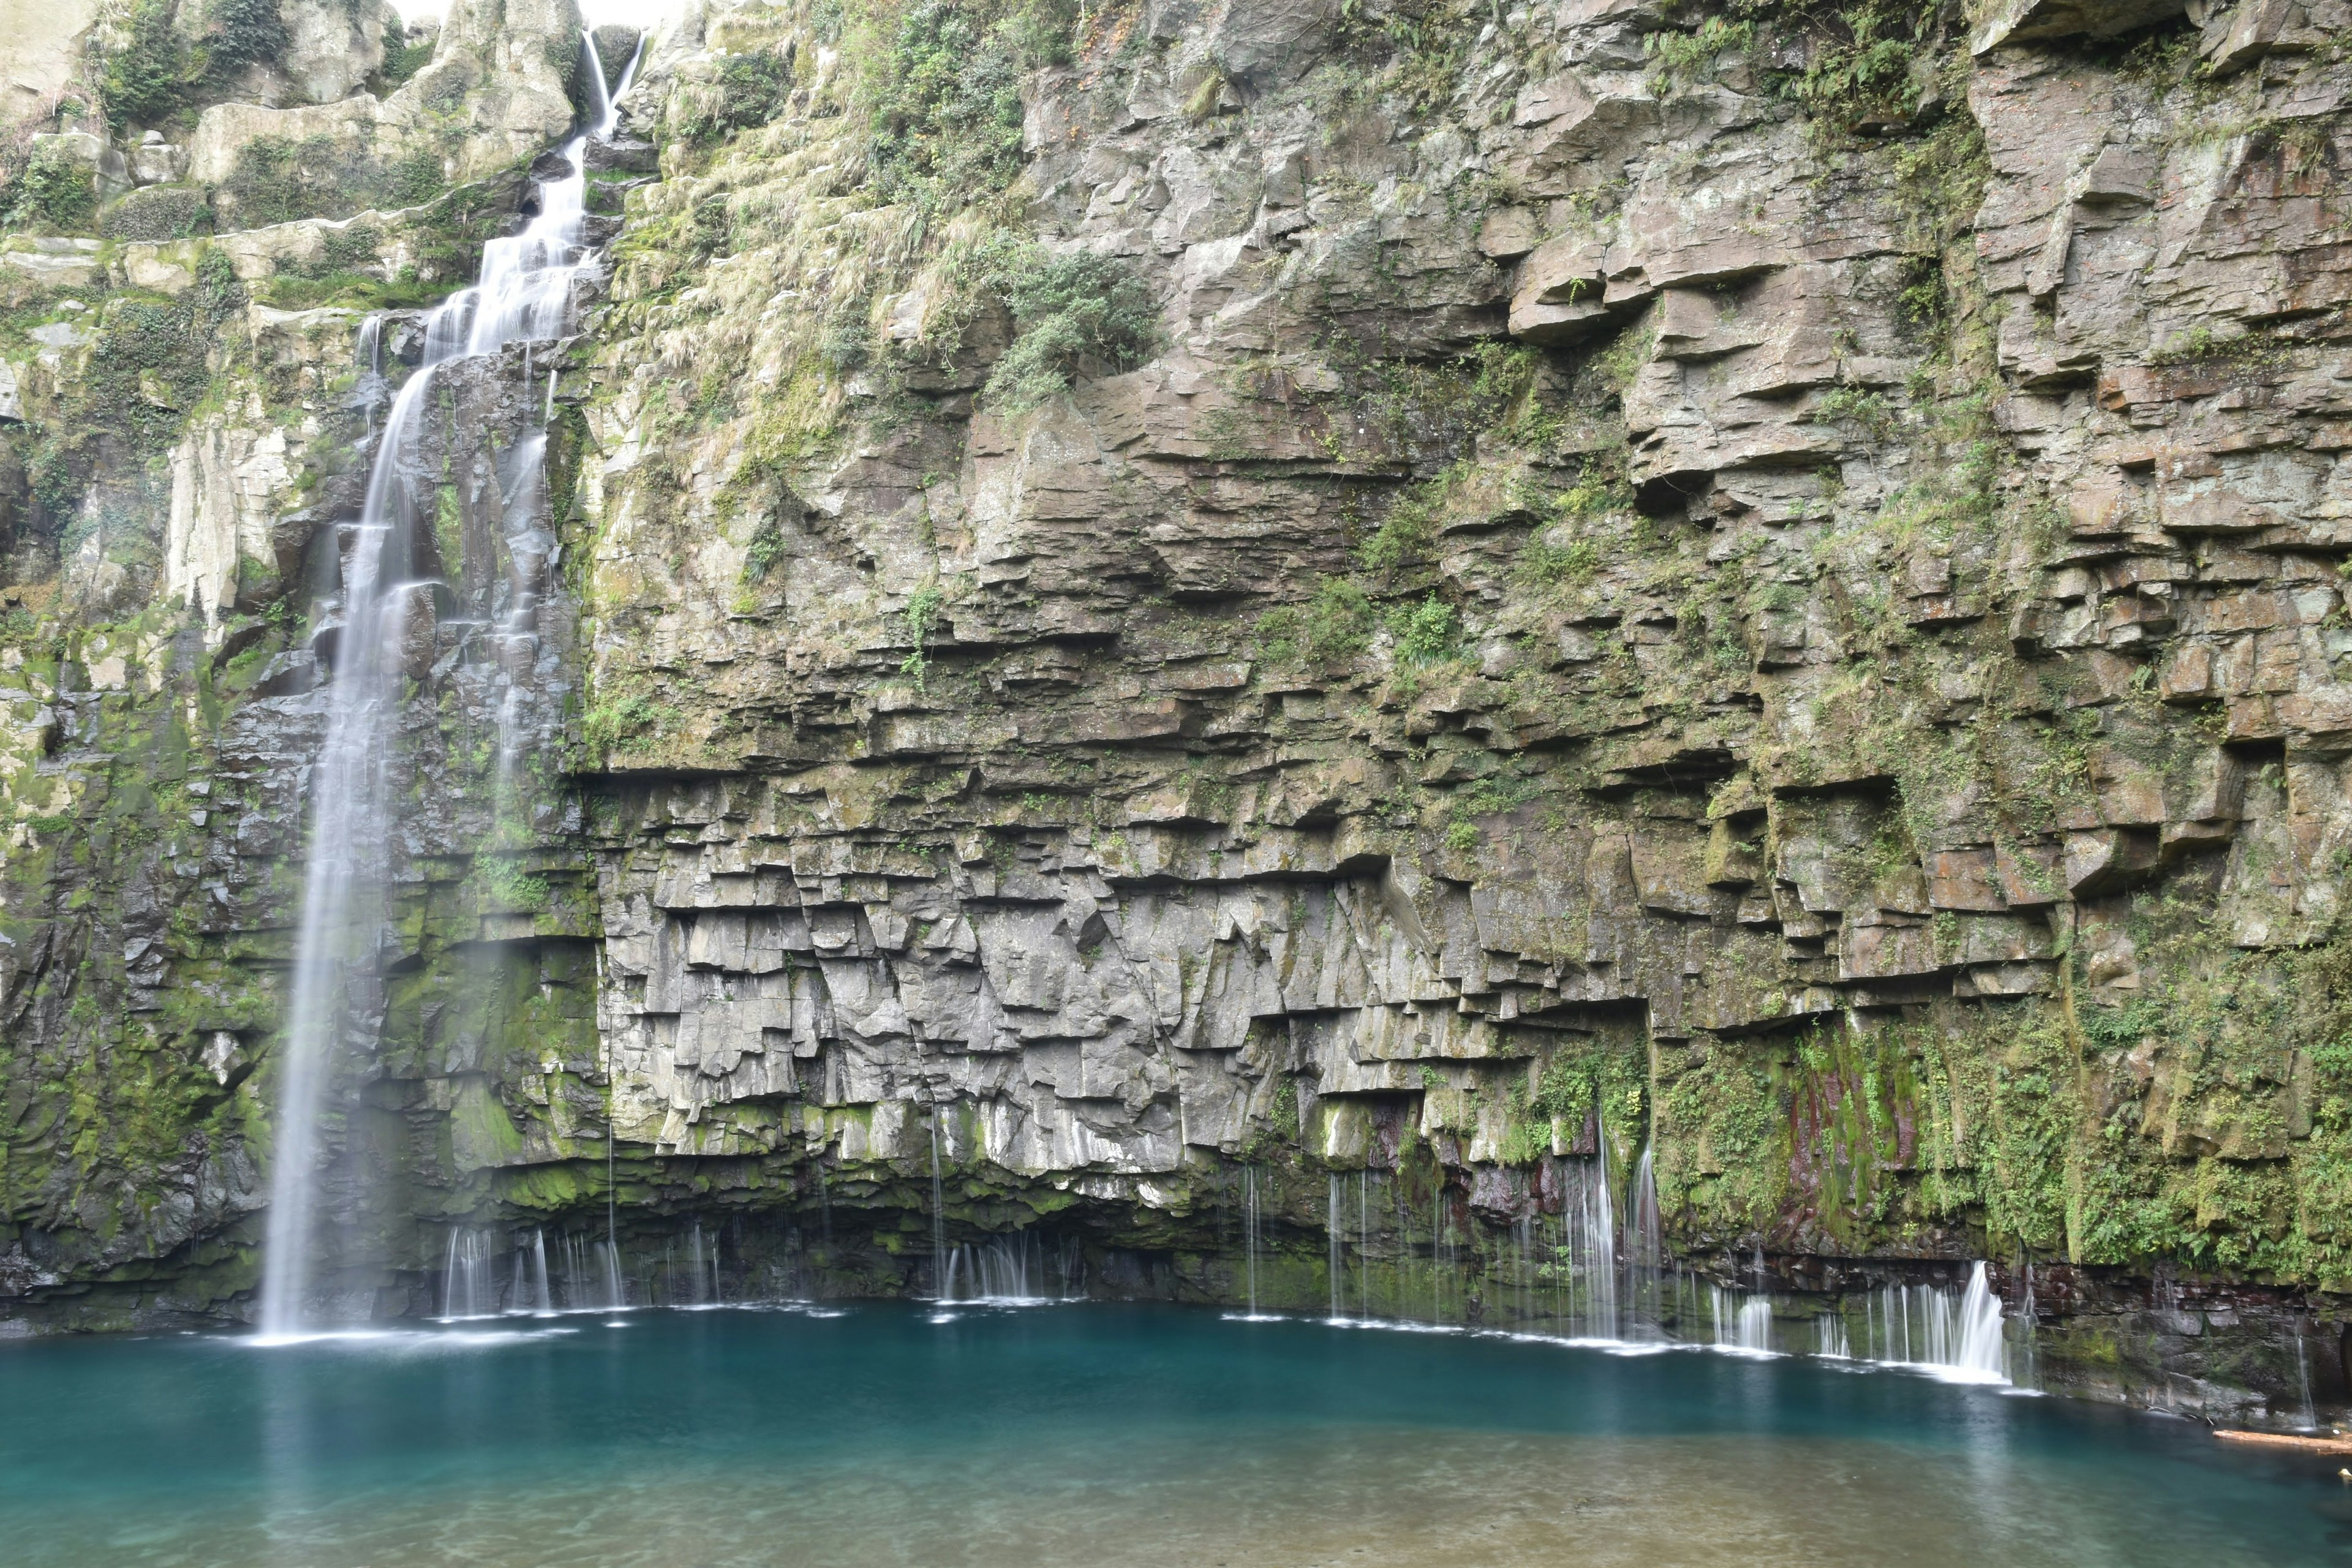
top-left (1645, 15), bottom-right (1757, 96)
top-left (851, 0), bottom-right (1079, 210)
top-left (673, 49), bottom-right (795, 144)
top-left (899, 582), bottom-right (943, 687)
top-left (982, 246), bottom-right (1159, 410)
top-left (582, 692), bottom-right (678, 758)
top-left (1332, 0), bottom-right (1478, 114)
top-left (377, 17), bottom-right (437, 91)
top-left (1256, 578), bottom-right (1375, 667)
top-left (1641, 2), bottom-right (1960, 136)
top-left (100, 186), bottom-right (213, 241)
top-left (101, 0), bottom-right (195, 133)
top-left (205, 0), bottom-right (290, 76)
top-left (477, 856), bottom-right (552, 911)
top-left (1387, 594), bottom-right (1460, 666)
top-left (10, 140), bottom-right (96, 231)
top-left (220, 134), bottom-right (446, 227)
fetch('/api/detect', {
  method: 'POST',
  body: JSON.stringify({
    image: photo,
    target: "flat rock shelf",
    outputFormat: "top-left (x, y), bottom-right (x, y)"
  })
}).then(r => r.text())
top-left (2, 1303), bottom-right (2346, 1567)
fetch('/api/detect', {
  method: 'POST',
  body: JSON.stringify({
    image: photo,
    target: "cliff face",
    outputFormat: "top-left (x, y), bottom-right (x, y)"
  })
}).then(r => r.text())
top-left (2, 0), bottom-right (2350, 1421)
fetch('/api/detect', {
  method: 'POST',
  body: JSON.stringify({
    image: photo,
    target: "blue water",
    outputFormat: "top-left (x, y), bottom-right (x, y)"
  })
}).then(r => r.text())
top-left (3, 1303), bottom-right (2345, 1566)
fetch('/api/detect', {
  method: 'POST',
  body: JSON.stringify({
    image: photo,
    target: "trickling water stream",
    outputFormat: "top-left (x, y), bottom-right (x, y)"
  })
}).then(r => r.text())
top-left (256, 36), bottom-right (642, 1337)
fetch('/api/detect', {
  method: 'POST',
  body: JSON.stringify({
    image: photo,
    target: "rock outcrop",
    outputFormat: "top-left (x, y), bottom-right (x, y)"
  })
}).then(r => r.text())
top-left (0, 0), bottom-right (2348, 1425)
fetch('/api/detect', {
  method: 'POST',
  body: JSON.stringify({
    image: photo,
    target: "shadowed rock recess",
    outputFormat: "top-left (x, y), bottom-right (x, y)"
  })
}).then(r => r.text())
top-left (2, 0), bottom-right (2351, 1422)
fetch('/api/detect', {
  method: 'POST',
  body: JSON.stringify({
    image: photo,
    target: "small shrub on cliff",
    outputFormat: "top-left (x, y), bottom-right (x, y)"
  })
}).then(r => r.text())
top-left (206, 0), bottom-right (291, 74)
top-left (1387, 595), bottom-right (1461, 666)
top-left (978, 245), bottom-right (1160, 412)
top-left (1256, 578), bottom-right (1375, 667)
top-left (861, 0), bottom-right (1080, 209)
top-left (12, 141), bottom-right (97, 231)
top-left (582, 692), bottom-right (675, 758)
top-left (1644, 15), bottom-right (1757, 96)
top-left (102, 0), bottom-right (192, 133)
top-left (376, 17), bottom-right (437, 91)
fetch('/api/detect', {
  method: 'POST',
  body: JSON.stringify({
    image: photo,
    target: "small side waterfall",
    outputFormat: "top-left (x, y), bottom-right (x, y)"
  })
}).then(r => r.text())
top-left (929, 1113), bottom-right (947, 1302)
top-left (1865, 1262), bottom-right (2010, 1382)
top-left (1242, 1165), bottom-right (1261, 1316)
top-left (1357, 1170), bottom-right (1370, 1319)
top-left (441, 1228), bottom-right (490, 1317)
top-left (938, 1233), bottom-right (1058, 1304)
top-left (1555, 1147), bottom-right (1617, 1339)
top-left (1327, 1174), bottom-right (1344, 1321)
top-left (257, 34), bottom-right (641, 1336)
top-left (594, 1239), bottom-right (625, 1309)
top-left (1713, 1287), bottom-right (1774, 1354)
top-left (2296, 1325), bottom-right (2319, 1431)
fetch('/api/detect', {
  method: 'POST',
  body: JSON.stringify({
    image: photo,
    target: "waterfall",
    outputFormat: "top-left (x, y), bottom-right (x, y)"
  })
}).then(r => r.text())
top-left (594, 1238), bottom-right (625, 1309)
top-left (1713, 1287), bottom-right (1774, 1354)
top-left (1327, 1174), bottom-right (1343, 1321)
top-left (929, 1113), bottom-right (946, 1302)
top-left (1868, 1262), bottom-right (2009, 1383)
top-left (1243, 1165), bottom-right (1260, 1315)
top-left (256, 34), bottom-right (635, 1336)
top-left (2296, 1326), bottom-right (2318, 1431)
top-left (1357, 1170), bottom-right (1370, 1319)
top-left (1557, 1152), bottom-right (1616, 1340)
top-left (1817, 1313), bottom-right (1851, 1359)
top-left (440, 1227), bottom-right (489, 1318)
top-left (945, 1233), bottom-right (1051, 1303)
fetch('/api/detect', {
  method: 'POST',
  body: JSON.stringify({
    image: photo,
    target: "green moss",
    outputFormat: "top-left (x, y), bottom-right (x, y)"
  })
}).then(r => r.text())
top-left (101, 186), bottom-right (214, 242)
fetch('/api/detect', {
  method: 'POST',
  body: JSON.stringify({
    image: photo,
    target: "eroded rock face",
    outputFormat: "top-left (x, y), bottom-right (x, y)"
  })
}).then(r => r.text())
top-left (2, 0), bottom-right (2352, 1425)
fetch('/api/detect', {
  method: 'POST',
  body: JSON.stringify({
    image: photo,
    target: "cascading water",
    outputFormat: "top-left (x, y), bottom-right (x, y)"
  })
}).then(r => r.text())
top-left (937, 1233), bottom-right (1057, 1304)
top-left (1551, 1144), bottom-right (1618, 1340)
top-left (595, 1239), bottom-right (625, 1309)
top-left (1866, 1262), bottom-right (2010, 1383)
top-left (440, 1227), bottom-right (489, 1318)
top-left (1713, 1287), bottom-right (1774, 1354)
top-left (256, 35), bottom-right (640, 1337)
top-left (1357, 1170), bottom-right (1370, 1319)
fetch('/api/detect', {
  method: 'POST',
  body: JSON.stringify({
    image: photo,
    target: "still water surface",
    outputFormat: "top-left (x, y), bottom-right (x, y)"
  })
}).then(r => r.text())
top-left (2, 1302), bottom-right (2345, 1566)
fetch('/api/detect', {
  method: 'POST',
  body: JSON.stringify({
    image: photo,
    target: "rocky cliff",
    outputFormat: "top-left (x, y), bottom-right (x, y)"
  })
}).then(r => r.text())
top-left (2, 0), bottom-right (2350, 1425)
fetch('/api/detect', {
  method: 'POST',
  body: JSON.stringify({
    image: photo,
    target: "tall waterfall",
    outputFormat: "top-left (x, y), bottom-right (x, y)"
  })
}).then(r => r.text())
top-left (256, 36), bottom-right (641, 1338)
